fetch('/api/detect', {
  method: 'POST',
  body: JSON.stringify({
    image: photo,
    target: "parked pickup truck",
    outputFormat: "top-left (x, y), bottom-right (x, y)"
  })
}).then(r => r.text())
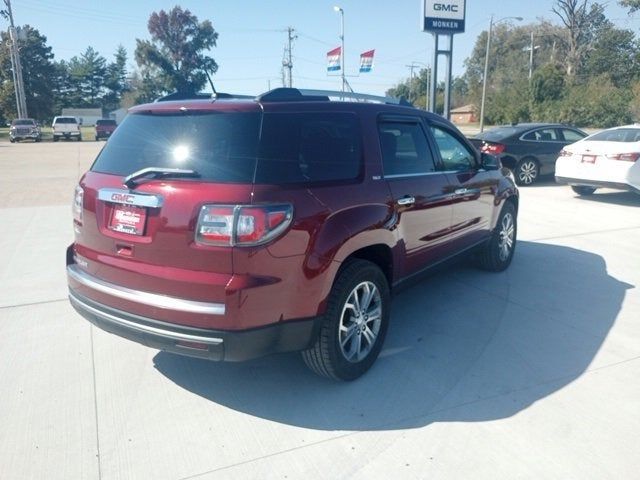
top-left (52, 116), bottom-right (82, 142)
top-left (95, 119), bottom-right (117, 141)
top-left (9, 118), bottom-right (41, 142)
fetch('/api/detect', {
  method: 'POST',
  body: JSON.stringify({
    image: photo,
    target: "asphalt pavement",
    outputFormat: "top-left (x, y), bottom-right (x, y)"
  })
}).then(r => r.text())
top-left (1, 141), bottom-right (639, 480)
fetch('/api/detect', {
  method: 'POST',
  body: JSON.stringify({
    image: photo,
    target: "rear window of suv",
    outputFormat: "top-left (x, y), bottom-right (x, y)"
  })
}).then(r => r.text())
top-left (96, 119), bottom-right (116, 126)
top-left (91, 111), bottom-right (361, 184)
top-left (54, 117), bottom-right (77, 124)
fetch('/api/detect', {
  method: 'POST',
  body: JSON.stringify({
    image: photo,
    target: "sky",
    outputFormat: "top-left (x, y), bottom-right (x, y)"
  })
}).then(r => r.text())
top-left (7, 0), bottom-right (640, 96)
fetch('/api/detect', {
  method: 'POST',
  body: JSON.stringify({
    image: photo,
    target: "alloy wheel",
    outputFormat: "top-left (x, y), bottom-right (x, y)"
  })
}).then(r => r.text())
top-left (518, 160), bottom-right (538, 185)
top-left (338, 281), bottom-right (382, 363)
top-left (498, 212), bottom-right (515, 261)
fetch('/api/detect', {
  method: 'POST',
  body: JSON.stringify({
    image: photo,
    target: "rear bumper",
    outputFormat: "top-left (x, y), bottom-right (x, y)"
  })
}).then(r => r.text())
top-left (54, 131), bottom-right (81, 137)
top-left (68, 281), bottom-right (320, 362)
top-left (555, 176), bottom-right (639, 193)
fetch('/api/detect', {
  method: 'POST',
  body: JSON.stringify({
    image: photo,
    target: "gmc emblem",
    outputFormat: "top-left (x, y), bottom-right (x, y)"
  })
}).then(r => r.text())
top-left (434, 3), bottom-right (459, 12)
top-left (111, 193), bottom-right (135, 204)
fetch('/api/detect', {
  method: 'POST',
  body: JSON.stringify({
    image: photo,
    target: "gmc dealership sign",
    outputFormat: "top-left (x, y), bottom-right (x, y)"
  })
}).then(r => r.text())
top-left (422, 0), bottom-right (466, 33)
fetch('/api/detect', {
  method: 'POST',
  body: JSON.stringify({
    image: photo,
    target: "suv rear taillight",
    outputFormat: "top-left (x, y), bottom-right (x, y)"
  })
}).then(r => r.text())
top-left (606, 153), bottom-right (640, 162)
top-left (481, 142), bottom-right (506, 155)
top-left (72, 185), bottom-right (84, 227)
top-left (196, 204), bottom-right (293, 246)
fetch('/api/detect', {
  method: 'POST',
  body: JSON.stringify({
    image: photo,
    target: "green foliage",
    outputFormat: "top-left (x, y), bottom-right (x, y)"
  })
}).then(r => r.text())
top-left (619, 0), bottom-right (640, 12)
top-left (134, 6), bottom-right (219, 95)
top-left (0, 25), bottom-right (56, 121)
top-left (459, 6), bottom-right (640, 129)
top-left (485, 79), bottom-right (531, 125)
top-left (557, 76), bottom-right (632, 127)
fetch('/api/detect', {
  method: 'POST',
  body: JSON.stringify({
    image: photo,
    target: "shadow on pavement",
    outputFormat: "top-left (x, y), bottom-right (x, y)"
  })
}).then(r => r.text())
top-left (154, 241), bottom-right (632, 431)
top-left (574, 191), bottom-right (640, 207)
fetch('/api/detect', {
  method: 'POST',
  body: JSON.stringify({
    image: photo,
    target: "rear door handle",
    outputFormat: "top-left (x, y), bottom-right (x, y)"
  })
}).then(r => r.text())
top-left (397, 196), bottom-right (416, 206)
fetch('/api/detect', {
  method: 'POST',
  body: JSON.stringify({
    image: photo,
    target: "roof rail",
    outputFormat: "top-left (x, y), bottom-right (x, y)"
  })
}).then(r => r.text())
top-left (256, 87), bottom-right (413, 107)
top-left (155, 91), bottom-right (255, 102)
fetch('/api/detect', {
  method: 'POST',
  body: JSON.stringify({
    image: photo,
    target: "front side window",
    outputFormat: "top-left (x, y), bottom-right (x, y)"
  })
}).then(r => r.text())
top-left (430, 126), bottom-right (476, 172)
top-left (378, 121), bottom-right (436, 176)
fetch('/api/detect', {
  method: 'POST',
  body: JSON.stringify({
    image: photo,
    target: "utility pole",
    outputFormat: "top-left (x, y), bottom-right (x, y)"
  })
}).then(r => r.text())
top-left (334, 6), bottom-right (345, 93)
top-left (2, 0), bottom-right (28, 118)
top-left (524, 31), bottom-right (540, 80)
top-left (282, 26), bottom-right (296, 88)
top-left (406, 63), bottom-right (417, 104)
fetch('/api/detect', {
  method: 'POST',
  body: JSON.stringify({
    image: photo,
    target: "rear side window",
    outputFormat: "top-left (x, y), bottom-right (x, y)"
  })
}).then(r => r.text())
top-left (254, 112), bottom-right (361, 184)
top-left (522, 128), bottom-right (558, 141)
top-left (92, 112), bottom-right (261, 183)
top-left (560, 129), bottom-right (585, 142)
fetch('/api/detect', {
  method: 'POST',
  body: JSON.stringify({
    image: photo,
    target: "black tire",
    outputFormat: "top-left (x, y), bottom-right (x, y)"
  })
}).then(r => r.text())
top-left (571, 185), bottom-right (596, 196)
top-left (53, 137), bottom-right (59, 142)
top-left (514, 158), bottom-right (539, 186)
top-left (477, 201), bottom-right (517, 272)
top-left (95, 136), bottom-right (99, 141)
top-left (9, 138), bottom-right (15, 143)
top-left (35, 137), bottom-right (41, 142)
top-left (77, 136), bottom-right (82, 142)
top-left (302, 259), bottom-right (390, 381)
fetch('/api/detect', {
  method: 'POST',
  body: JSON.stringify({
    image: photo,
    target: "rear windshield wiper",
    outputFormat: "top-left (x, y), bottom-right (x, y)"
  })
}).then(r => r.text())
top-left (123, 167), bottom-right (200, 188)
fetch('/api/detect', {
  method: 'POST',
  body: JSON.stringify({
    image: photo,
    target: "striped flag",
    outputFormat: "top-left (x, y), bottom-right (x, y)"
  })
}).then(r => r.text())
top-left (359, 50), bottom-right (375, 73)
top-left (327, 47), bottom-right (341, 72)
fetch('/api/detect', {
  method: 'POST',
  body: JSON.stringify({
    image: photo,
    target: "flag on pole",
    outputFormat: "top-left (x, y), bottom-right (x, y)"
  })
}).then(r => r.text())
top-left (327, 47), bottom-right (341, 72)
top-left (359, 50), bottom-right (375, 73)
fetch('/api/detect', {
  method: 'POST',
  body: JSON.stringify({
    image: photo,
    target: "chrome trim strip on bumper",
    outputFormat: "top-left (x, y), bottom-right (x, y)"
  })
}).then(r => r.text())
top-left (69, 291), bottom-right (224, 345)
top-left (67, 264), bottom-right (225, 315)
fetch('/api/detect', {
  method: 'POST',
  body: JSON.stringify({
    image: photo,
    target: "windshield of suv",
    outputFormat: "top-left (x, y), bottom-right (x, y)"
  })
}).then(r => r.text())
top-left (12, 119), bottom-right (35, 126)
top-left (92, 111), bottom-right (361, 184)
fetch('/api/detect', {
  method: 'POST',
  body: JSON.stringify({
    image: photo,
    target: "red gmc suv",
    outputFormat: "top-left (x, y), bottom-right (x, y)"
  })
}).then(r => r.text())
top-left (67, 88), bottom-right (518, 381)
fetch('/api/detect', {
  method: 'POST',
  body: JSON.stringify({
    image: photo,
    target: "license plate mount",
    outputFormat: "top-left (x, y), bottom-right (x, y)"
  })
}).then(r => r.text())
top-left (109, 204), bottom-right (147, 236)
top-left (582, 154), bottom-right (597, 164)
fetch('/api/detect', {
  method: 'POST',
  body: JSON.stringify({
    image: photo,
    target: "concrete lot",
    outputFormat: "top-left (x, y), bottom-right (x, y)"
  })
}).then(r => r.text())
top-left (1, 141), bottom-right (639, 480)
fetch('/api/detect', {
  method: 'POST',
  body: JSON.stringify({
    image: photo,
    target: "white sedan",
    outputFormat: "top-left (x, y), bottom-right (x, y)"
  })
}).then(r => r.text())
top-left (555, 125), bottom-right (640, 195)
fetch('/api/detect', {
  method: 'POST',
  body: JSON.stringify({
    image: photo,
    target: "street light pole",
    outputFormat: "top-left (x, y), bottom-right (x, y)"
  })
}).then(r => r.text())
top-left (479, 15), bottom-right (494, 134)
top-left (334, 6), bottom-right (345, 93)
top-left (479, 15), bottom-right (522, 132)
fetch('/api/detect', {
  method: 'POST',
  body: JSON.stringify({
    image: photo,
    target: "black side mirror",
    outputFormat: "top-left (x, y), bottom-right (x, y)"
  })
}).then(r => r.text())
top-left (481, 152), bottom-right (501, 170)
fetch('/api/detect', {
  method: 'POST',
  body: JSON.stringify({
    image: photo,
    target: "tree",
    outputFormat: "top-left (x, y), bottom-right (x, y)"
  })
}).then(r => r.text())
top-left (583, 26), bottom-right (640, 87)
top-left (134, 6), bottom-right (219, 95)
top-left (0, 25), bottom-right (57, 121)
top-left (66, 47), bottom-right (107, 106)
top-left (619, 0), bottom-right (640, 12)
top-left (552, 1), bottom-right (609, 77)
top-left (103, 45), bottom-right (129, 112)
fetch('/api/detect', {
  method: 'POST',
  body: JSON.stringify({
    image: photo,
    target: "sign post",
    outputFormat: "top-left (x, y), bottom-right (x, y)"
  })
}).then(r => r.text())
top-left (421, 0), bottom-right (466, 119)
